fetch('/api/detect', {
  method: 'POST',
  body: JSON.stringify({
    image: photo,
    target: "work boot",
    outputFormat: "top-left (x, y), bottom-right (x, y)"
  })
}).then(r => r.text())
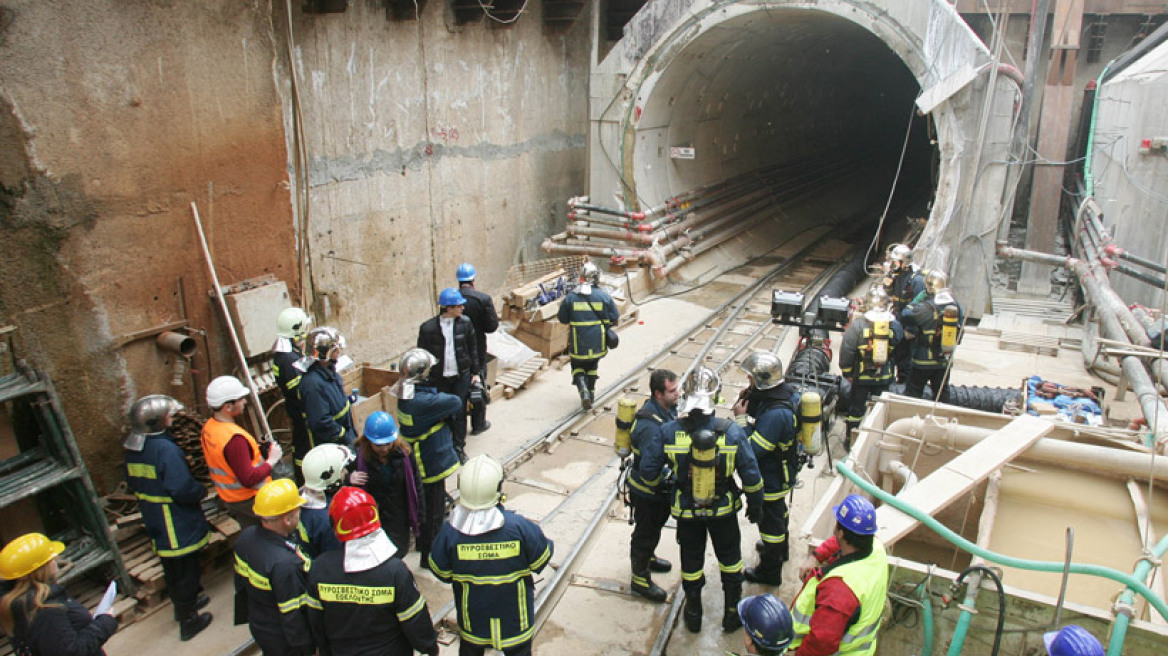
top-left (418, 551), bottom-right (432, 574)
top-left (195, 593), bottom-right (210, 611)
top-left (649, 555), bottom-right (672, 572)
top-left (722, 605), bottom-right (742, 632)
top-left (744, 566), bottom-right (782, 586)
top-left (470, 421), bottom-right (491, 436)
top-left (631, 574), bottom-right (667, 603)
top-left (683, 591), bottom-right (702, 633)
top-left (179, 612), bottom-right (213, 641)
top-left (574, 375), bottom-right (593, 410)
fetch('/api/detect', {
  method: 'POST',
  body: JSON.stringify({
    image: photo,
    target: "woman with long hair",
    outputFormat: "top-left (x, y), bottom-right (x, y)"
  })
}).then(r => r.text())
top-left (349, 412), bottom-right (420, 559)
top-left (0, 533), bottom-right (118, 655)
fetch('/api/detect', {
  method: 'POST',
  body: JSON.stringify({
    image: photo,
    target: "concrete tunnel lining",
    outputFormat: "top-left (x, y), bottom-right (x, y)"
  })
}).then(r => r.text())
top-left (631, 8), bottom-right (936, 210)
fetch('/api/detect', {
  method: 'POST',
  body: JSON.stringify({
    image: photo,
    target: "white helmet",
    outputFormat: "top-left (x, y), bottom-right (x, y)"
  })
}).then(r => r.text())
top-left (458, 454), bottom-right (504, 511)
top-left (206, 376), bottom-right (250, 409)
top-left (302, 444), bottom-right (355, 493)
top-left (125, 395), bottom-right (183, 451)
top-left (277, 307), bottom-right (312, 339)
top-left (580, 261), bottom-right (600, 285)
top-left (741, 352), bottom-right (784, 390)
top-left (678, 366), bottom-right (721, 415)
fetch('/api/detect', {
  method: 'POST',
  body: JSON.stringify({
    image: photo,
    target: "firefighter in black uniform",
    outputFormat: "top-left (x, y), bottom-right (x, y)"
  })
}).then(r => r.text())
top-left (430, 455), bottom-right (553, 656)
top-left (883, 245), bottom-right (924, 383)
top-left (233, 479), bottom-right (315, 656)
top-left (307, 486), bottom-right (439, 656)
top-left (626, 368), bottom-right (680, 603)
top-left (417, 287), bottom-right (482, 463)
top-left (557, 261), bottom-right (619, 410)
top-left (272, 307), bottom-right (312, 482)
top-left (123, 395), bottom-right (214, 641)
top-left (732, 352), bottom-right (801, 587)
top-left (297, 326), bottom-right (356, 448)
top-left (457, 263), bottom-right (499, 436)
top-left (901, 270), bottom-right (964, 404)
top-left (839, 287), bottom-right (904, 449)
top-left (639, 366), bottom-right (764, 634)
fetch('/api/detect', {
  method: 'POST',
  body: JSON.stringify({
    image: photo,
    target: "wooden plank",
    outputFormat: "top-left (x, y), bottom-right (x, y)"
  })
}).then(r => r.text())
top-left (569, 574), bottom-right (674, 601)
top-left (876, 415), bottom-right (1054, 546)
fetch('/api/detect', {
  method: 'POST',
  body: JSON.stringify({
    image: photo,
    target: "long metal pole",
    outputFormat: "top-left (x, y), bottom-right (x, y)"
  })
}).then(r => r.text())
top-left (190, 201), bottom-right (275, 441)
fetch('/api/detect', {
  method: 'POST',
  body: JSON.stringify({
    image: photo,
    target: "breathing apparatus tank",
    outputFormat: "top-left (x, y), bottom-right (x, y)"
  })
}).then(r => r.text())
top-left (614, 398), bottom-right (637, 458)
top-left (689, 429), bottom-right (719, 508)
top-left (941, 305), bottom-right (960, 355)
top-left (870, 319), bottom-right (891, 367)
top-left (798, 391), bottom-right (823, 456)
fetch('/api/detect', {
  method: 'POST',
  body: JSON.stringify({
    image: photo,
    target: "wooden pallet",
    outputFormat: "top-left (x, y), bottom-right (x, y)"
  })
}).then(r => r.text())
top-left (495, 357), bottom-right (550, 397)
top-left (998, 331), bottom-right (1060, 357)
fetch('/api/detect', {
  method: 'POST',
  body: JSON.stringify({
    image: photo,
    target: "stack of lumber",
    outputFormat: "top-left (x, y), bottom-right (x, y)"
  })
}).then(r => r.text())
top-left (503, 269), bottom-right (572, 359)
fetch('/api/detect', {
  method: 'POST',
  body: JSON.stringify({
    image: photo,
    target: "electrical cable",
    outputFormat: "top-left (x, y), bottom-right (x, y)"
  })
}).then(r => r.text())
top-left (476, 0), bottom-right (529, 25)
top-left (284, 0), bottom-right (314, 310)
top-left (865, 101), bottom-right (919, 267)
top-left (954, 565), bottom-right (1006, 656)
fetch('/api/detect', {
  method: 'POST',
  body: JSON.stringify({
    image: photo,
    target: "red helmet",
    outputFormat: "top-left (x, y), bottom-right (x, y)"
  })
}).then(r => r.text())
top-left (328, 486), bottom-right (380, 542)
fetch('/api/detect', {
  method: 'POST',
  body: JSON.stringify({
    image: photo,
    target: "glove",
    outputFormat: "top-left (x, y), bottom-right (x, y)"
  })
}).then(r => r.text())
top-left (746, 504), bottom-right (761, 524)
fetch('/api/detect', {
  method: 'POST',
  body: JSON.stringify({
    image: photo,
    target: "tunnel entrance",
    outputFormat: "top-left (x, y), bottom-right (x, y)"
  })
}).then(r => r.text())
top-left (629, 8), bottom-right (936, 230)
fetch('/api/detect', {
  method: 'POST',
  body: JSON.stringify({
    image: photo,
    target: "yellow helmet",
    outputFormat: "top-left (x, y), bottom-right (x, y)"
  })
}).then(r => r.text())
top-left (253, 479), bottom-right (306, 518)
top-left (0, 533), bottom-right (64, 580)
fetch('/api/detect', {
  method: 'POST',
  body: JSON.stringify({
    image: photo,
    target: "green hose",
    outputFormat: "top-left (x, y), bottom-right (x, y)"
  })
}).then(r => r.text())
top-left (1107, 532), bottom-right (1168, 656)
top-left (918, 579), bottom-right (935, 656)
top-left (835, 463), bottom-right (1168, 626)
top-left (1082, 63), bottom-right (1110, 197)
top-left (947, 594), bottom-right (974, 656)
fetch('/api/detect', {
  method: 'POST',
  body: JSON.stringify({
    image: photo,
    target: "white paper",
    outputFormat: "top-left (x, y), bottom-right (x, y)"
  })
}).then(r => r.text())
top-left (335, 354), bottom-right (355, 372)
top-left (94, 581), bottom-right (117, 616)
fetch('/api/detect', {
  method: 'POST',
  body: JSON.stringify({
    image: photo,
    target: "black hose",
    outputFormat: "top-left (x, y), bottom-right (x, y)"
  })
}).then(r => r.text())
top-left (945, 385), bottom-right (1023, 413)
top-left (955, 565), bottom-right (1006, 656)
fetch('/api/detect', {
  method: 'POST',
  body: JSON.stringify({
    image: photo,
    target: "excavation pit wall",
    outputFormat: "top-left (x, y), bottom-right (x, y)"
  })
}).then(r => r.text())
top-left (801, 395), bottom-right (1168, 654)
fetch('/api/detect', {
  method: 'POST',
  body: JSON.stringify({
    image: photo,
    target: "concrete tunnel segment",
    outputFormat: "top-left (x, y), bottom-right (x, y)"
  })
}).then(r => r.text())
top-left (589, 0), bottom-right (1021, 316)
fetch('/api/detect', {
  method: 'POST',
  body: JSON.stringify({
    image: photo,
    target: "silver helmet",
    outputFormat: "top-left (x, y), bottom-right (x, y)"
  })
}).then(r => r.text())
top-left (864, 286), bottom-right (891, 313)
top-left (124, 395), bottom-right (182, 451)
top-left (741, 351), bottom-right (784, 390)
top-left (580, 261), bottom-right (601, 285)
top-left (400, 348), bottom-right (438, 383)
top-left (678, 366), bottom-right (721, 415)
top-left (306, 326), bottom-right (346, 361)
top-left (925, 269), bottom-right (949, 295)
top-left (888, 244), bottom-right (913, 269)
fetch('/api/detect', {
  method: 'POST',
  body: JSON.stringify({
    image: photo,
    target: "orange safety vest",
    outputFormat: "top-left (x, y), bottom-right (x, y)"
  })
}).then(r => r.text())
top-left (201, 417), bottom-right (269, 503)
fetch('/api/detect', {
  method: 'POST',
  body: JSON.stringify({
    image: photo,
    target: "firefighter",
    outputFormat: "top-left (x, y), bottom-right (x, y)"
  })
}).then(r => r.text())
top-left (457, 263), bottom-right (500, 436)
top-left (900, 270), bottom-right (964, 404)
top-left (307, 487), bottom-right (439, 656)
top-left (0, 533), bottom-right (118, 656)
top-left (639, 366), bottom-right (764, 634)
top-left (297, 443), bottom-right (353, 558)
top-left (883, 245), bottom-right (924, 383)
top-left (789, 494), bottom-right (888, 655)
top-left (417, 287), bottom-right (482, 463)
top-left (202, 375), bottom-right (282, 530)
top-left (123, 395), bottom-right (214, 640)
top-left (297, 326), bottom-right (356, 448)
top-left (429, 455), bottom-right (553, 656)
top-left (393, 348), bottom-right (462, 573)
top-left (1044, 625), bottom-right (1104, 656)
top-left (626, 368), bottom-right (680, 603)
top-left (737, 593), bottom-right (795, 655)
top-left (557, 261), bottom-right (619, 410)
top-left (839, 287), bottom-right (903, 449)
top-left (733, 352), bottom-right (801, 587)
top-left (272, 307), bottom-right (312, 483)
top-left (233, 479), bottom-right (315, 656)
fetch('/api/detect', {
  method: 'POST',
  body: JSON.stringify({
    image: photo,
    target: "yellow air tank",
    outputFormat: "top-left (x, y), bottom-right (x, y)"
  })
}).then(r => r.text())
top-left (614, 398), bottom-right (638, 458)
top-left (799, 391), bottom-right (823, 455)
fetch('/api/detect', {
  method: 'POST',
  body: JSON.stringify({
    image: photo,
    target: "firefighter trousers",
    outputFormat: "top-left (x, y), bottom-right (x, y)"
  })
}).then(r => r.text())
top-left (907, 367), bottom-right (950, 404)
top-left (676, 514), bottom-right (743, 600)
top-left (459, 640), bottom-right (532, 656)
top-left (418, 481), bottom-right (447, 555)
top-left (630, 493), bottom-right (671, 581)
top-left (755, 498), bottom-right (790, 579)
top-left (162, 552), bottom-right (203, 620)
top-left (846, 382), bottom-right (890, 438)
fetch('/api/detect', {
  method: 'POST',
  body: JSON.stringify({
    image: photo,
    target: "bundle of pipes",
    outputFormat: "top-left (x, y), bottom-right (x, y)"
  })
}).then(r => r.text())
top-left (544, 156), bottom-right (859, 277)
top-left (996, 191), bottom-right (1168, 450)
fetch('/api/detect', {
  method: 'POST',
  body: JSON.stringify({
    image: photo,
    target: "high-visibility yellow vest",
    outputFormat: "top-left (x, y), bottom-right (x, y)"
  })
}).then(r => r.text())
top-left (201, 418), bottom-right (269, 503)
top-left (790, 539), bottom-right (889, 655)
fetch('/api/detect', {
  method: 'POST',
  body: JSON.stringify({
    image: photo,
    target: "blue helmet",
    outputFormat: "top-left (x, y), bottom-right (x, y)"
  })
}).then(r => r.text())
top-left (363, 412), bottom-right (399, 445)
top-left (738, 594), bottom-right (793, 652)
top-left (439, 287), bottom-right (467, 307)
top-left (834, 494), bottom-right (878, 536)
top-left (1044, 625), bottom-right (1103, 656)
top-left (456, 263), bottom-right (477, 282)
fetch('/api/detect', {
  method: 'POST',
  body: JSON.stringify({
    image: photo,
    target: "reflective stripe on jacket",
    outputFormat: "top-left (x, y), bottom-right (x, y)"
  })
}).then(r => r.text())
top-left (839, 316), bottom-right (904, 383)
top-left (627, 398), bottom-right (676, 498)
top-left (202, 418), bottom-right (268, 503)
top-left (790, 539), bottom-right (889, 655)
top-left (299, 362), bottom-right (355, 446)
top-left (743, 384), bottom-right (801, 498)
top-left (233, 525), bottom-right (316, 655)
top-left (397, 386), bottom-right (462, 483)
top-left (557, 289), bottom-right (619, 360)
top-left (125, 433), bottom-right (211, 557)
top-left (429, 510), bottom-right (553, 650)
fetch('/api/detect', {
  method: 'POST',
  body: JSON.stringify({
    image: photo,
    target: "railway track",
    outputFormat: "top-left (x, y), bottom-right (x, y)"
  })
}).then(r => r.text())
top-left (230, 228), bottom-right (863, 655)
